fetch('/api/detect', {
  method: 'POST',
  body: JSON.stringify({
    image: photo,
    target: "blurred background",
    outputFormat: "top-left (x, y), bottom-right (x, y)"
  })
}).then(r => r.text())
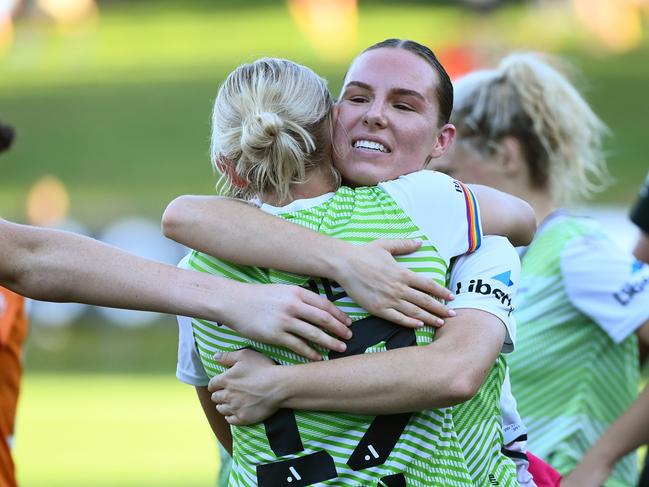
top-left (1, 0), bottom-right (648, 485)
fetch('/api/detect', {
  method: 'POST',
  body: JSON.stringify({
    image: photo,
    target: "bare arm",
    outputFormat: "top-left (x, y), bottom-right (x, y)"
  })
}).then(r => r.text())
top-left (562, 319), bottom-right (649, 486)
top-left (163, 195), bottom-right (456, 328)
top-left (209, 308), bottom-right (506, 424)
top-left (196, 386), bottom-right (232, 454)
top-left (0, 219), bottom-right (354, 359)
top-left (469, 184), bottom-right (536, 246)
top-left (562, 384), bottom-right (649, 487)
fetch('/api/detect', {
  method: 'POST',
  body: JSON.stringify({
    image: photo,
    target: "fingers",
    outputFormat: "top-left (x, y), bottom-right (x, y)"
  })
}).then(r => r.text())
top-left (277, 333), bottom-right (325, 362)
top-left (215, 403), bottom-right (234, 416)
top-left (400, 288), bottom-right (456, 320)
top-left (298, 292), bottom-right (353, 340)
top-left (213, 350), bottom-right (240, 367)
top-left (208, 375), bottom-right (223, 394)
top-left (405, 273), bottom-right (455, 301)
top-left (376, 238), bottom-right (423, 256)
top-left (393, 299), bottom-right (446, 328)
top-left (225, 415), bottom-right (246, 426)
top-left (379, 308), bottom-right (426, 329)
top-left (299, 290), bottom-right (351, 327)
top-left (287, 321), bottom-right (347, 355)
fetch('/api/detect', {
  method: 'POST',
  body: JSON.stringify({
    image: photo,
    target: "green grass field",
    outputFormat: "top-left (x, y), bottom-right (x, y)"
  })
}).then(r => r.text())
top-left (14, 373), bottom-right (220, 487)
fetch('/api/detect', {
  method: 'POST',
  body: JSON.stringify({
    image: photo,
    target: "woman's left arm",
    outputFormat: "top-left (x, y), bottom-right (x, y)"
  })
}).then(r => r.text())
top-left (196, 386), bottom-right (233, 454)
top-left (163, 195), bottom-right (455, 328)
top-left (469, 184), bottom-right (537, 246)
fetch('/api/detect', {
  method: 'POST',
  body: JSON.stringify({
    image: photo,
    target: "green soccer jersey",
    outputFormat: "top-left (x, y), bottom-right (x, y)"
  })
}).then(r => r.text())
top-left (510, 212), bottom-right (649, 487)
top-left (181, 172), bottom-right (485, 486)
top-left (446, 237), bottom-right (521, 487)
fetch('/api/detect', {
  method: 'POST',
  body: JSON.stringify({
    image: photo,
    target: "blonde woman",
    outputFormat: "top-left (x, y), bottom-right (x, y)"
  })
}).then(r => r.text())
top-left (431, 53), bottom-right (649, 487)
top-left (168, 44), bottom-right (535, 486)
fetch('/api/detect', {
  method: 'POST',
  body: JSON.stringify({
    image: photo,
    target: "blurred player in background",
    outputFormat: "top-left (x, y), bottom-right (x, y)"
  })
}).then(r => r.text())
top-left (430, 53), bottom-right (649, 486)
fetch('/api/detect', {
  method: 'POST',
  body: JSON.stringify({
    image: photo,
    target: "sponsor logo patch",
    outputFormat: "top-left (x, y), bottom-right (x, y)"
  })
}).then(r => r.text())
top-left (614, 274), bottom-right (649, 306)
top-left (454, 271), bottom-right (514, 313)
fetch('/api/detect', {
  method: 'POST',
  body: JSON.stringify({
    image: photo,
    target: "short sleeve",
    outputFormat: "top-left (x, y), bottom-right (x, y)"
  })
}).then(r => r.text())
top-left (176, 315), bottom-right (210, 386)
top-left (630, 172), bottom-right (649, 233)
top-left (448, 236), bottom-right (520, 353)
top-left (176, 253), bottom-right (209, 386)
top-left (378, 171), bottom-right (482, 262)
top-left (561, 231), bottom-right (649, 343)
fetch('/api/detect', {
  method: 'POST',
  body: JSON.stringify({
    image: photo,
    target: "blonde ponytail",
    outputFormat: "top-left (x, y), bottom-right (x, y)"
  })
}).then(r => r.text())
top-left (453, 53), bottom-right (609, 204)
top-left (211, 58), bottom-right (336, 203)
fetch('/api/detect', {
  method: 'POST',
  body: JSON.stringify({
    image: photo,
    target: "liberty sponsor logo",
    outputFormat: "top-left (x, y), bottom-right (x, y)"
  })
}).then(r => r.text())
top-left (614, 273), bottom-right (649, 306)
top-left (454, 271), bottom-right (514, 309)
top-left (454, 271), bottom-right (515, 316)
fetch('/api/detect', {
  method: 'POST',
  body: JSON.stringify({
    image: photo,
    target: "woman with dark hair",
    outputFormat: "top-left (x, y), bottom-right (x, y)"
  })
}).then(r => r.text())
top-left (165, 40), bottom-right (536, 486)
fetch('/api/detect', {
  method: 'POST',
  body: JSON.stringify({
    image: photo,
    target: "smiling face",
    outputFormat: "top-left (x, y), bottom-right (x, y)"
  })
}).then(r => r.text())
top-left (332, 47), bottom-right (455, 186)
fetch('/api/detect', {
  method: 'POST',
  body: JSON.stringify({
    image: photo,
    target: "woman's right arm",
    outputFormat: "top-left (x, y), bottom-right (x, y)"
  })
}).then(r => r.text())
top-left (163, 196), bottom-right (455, 328)
top-left (561, 385), bottom-right (649, 487)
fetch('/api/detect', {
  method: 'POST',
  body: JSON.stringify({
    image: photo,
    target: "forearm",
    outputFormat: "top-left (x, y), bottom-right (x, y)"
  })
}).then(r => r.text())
top-left (277, 343), bottom-right (467, 414)
top-left (469, 184), bottom-right (536, 246)
top-left (163, 196), bottom-right (347, 279)
top-left (196, 387), bottom-right (232, 454)
top-left (3, 222), bottom-right (232, 320)
top-left (577, 385), bottom-right (649, 472)
top-left (271, 309), bottom-right (504, 414)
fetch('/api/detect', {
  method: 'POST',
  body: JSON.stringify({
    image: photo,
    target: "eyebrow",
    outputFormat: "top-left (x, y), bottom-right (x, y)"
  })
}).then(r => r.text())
top-left (343, 81), bottom-right (427, 103)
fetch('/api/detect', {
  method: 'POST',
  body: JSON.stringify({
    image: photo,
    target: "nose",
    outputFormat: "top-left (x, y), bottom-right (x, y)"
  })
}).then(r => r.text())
top-left (363, 99), bottom-right (387, 129)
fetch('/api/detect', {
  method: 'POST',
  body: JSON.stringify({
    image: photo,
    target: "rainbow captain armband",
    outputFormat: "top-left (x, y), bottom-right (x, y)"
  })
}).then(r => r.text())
top-left (456, 180), bottom-right (482, 253)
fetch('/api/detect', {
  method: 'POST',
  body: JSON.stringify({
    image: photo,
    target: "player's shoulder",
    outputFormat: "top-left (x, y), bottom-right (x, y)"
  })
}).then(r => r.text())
top-left (378, 170), bottom-right (465, 202)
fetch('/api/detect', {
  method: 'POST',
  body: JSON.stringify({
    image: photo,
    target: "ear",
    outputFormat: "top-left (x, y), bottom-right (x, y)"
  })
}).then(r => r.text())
top-left (216, 155), bottom-right (248, 189)
top-left (332, 103), bottom-right (340, 120)
top-left (429, 123), bottom-right (456, 160)
top-left (498, 136), bottom-right (525, 178)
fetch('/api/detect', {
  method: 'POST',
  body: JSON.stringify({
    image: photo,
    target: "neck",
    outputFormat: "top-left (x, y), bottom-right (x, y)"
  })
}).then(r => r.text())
top-left (261, 163), bottom-right (337, 207)
top-left (518, 188), bottom-right (556, 226)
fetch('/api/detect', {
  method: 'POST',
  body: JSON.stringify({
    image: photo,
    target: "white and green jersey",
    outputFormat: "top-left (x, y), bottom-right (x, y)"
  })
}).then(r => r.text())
top-left (447, 236), bottom-right (520, 487)
top-left (177, 171), bottom-right (483, 486)
top-left (509, 211), bottom-right (649, 487)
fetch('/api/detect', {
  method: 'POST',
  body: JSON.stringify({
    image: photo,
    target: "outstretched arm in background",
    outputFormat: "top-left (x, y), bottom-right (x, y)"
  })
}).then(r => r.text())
top-left (561, 385), bottom-right (649, 487)
top-left (0, 218), bottom-right (352, 359)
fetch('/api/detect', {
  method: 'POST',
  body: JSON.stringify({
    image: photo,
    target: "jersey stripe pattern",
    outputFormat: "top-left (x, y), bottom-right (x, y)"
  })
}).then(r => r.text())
top-left (186, 186), bottom-right (473, 486)
top-left (509, 216), bottom-right (639, 487)
top-left (453, 355), bottom-right (518, 486)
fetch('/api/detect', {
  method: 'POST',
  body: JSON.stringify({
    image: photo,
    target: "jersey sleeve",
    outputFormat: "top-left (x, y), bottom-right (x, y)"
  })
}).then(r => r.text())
top-left (175, 253), bottom-right (210, 386)
top-left (448, 236), bottom-right (520, 353)
top-left (561, 230), bottom-right (649, 343)
top-left (176, 315), bottom-right (210, 386)
top-left (378, 171), bottom-right (482, 262)
top-left (630, 171), bottom-right (649, 233)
